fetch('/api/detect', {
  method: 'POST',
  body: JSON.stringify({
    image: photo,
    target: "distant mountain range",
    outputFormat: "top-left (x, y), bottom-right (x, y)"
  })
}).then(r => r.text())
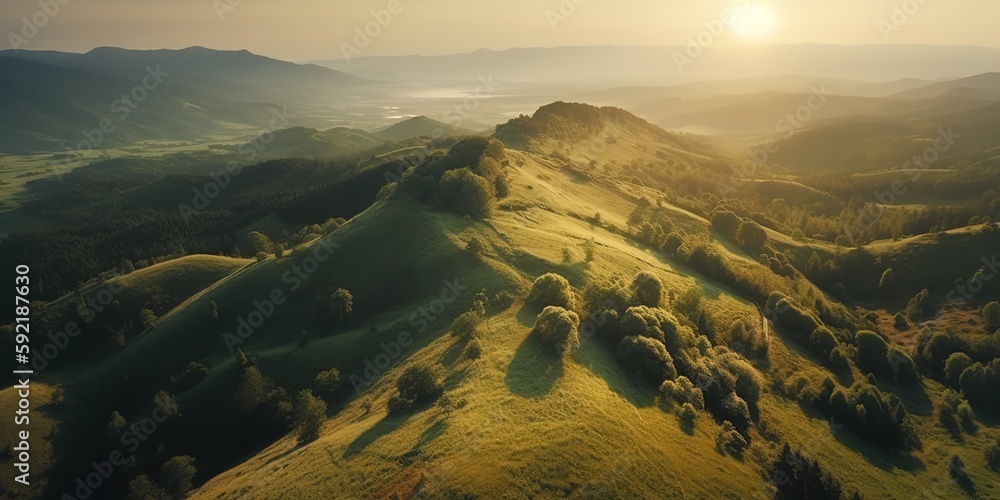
top-left (0, 47), bottom-right (373, 153)
top-left (312, 44), bottom-right (1000, 84)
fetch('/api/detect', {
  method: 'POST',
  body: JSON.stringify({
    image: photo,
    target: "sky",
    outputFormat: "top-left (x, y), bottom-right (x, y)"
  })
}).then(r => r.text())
top-left (2, 0), bottom-right (998, 61)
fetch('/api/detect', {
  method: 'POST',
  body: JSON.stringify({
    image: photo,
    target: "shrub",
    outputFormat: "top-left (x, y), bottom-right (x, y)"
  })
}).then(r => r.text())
top-left (159, 455), bottom-right (197, 498)
top-left (249, 231), bottom-right (274, 254)
top-left (944, 352), bottom-right (973, 387)
top-left (630, 271), bottom-right (664, 307)
top-left (659, 376), bottom-right (704, 410)
top-left (491, 290), bottom-right (516, 312)
top-left (856, 330), bottom-right (890, 375)
top-left (393, 364), bottom-right (444, 410)
top-left (809, 327), bottom-right (838, 359)
top-left (451, 310), bottom-right (483, 341)
top-left (527, 273), bottom-right (576, 309)
top-left (292, 389), bottom-right (327, 444)
top-left (715, 421), bottom-right (748, 457)
top-left (465, 338), bottom-right (483, 360)
top-left (532, 306), bottom-right (581, 358)
top-left (582, 239), bottom-right (596, 262)
top-left (582, 276), bottom-right (630, 314)
top-left (985, 301), bottom-right (1000, 331)
top-left (314, 368), bottom-right (342, 393)
top-left (618, 335), bottom-right (677, 382)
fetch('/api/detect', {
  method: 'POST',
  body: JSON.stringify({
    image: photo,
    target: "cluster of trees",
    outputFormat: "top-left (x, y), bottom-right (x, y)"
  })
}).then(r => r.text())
top-left (125, 455), bottom-right (197, 500)
top-left (766, 292), bottom-right (844, 368)
top-left (771, 444), bottom-right (849, 500)
top-left (398, 137), bottom-right (509, 219)
top-left (829, 380), bottom-right (920, 450)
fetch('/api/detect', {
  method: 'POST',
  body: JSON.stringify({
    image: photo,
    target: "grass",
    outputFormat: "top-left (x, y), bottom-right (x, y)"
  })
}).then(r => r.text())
top-left (0, 383), bottom-right (60, 499)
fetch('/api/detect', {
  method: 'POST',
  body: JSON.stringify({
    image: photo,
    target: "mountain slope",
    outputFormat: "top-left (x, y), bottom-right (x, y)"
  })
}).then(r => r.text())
top-left (373, 116), bottom-right (475, 142)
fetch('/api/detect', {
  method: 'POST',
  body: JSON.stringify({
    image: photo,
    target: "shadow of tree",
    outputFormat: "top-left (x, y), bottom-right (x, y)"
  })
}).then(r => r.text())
top-left (576, 335), bottom-right (656, 408)
top-left (505, 329), bottom-right (563, 399)
top-left (343, 411), bottom-right (412, 459)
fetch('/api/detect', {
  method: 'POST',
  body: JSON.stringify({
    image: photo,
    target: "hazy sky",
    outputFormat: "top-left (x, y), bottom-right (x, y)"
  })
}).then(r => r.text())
top-left (3, 0), bottom-right (998, 61)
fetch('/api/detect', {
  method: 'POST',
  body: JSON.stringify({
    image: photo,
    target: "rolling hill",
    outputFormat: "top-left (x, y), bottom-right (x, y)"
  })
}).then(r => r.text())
top-left (373, 116), bottom-right (476, 142)
top-left (14, 102), bottom-right (999, 499)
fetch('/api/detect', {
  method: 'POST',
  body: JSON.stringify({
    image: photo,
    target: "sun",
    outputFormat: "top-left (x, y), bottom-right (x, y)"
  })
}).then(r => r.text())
top-left (731, 5), bottom-right (779, 40)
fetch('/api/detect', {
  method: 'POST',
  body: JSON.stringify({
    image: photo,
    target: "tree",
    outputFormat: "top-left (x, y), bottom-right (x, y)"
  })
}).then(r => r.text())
top-left (439, 167), bottom-right (495, 219)
top-left (451, 310), bottom-right (482, 341)
top-left (329, 288), bottom-right (354, 321)
top-left (879, 268), bottom-right (895, 290)
top-left (710, 210), bottom-right (741, 237)
top-left (736, 220), bottom-right (767, 249)
top-left (532, 306), bottom-right (581, 358)
top-left (292, 389), bottom-right (327, 444)
top-left (984, 301), bottom-right (1000, 331)
top-left (466, 236), bottom-right (487, 258)
top-left (527, 273), bottom-right (575, 309)
top-left (126, 475), bottom-right (168, 500)
top-left (630, 271), bottom-right (664, 308)
top-left (618, 335), bottom-right (677, 382)
top-left (582, 239), bottom-right (596, 262)
top-left (314, 368), bottom-right (342, 393)
top-left (209, 300), bottom-right (219, 321)
top-left (249, 231), bottom-right (274, 255)
top-left (986, 440), bottom-right (1000, 472)
top-left (944, 352), bottom-right (973, 388)
top-left (391, 363), bottom-right (444, 410)
top-left (159, 455), bottom-right (197, 498)
top-left (108, 411), bottom-right (127, 436)
top-left (139, 308), bottom-right (158, 330)
top-left (855, 330), bottom-right (890, 375)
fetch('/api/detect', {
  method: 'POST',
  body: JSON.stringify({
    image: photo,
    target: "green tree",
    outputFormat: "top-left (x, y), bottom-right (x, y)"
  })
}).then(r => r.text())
top-left (631, 271), bottom-right (664, 308)
top-left (139, 309), bottom-right (158, 330)
top-left (944, 352), bottom-right (974, 388)
top-left (293, 389), bottom-right (327, 444)
top-left (314, 368), bottom-right (342, 393)
top-left (527, 273), bottom-right (575, 309)
top-left (532, 306), bottom-right (581, 358)
top-left (159, 455), bottom-right (197, 498)
top-left (249, 231), bottom-right (274, 255)
top-left (439, 167), bottom-right (495, 219)
top-left (984, 301), bottom-right (1000, 331)
top-left (879, 268), bottom-right (895, 290)
top-left (108, 411), bottom-right (127, 437)
top-left (736, 220), bottom-right (767, 249)
top-left (329, 288), bottom-right (354, 321)
top-left (126, 475), bottom-right (168, 500)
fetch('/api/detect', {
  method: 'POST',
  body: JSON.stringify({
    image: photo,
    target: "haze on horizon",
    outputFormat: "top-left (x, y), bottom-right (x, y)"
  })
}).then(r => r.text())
top-left (2, 0), bottom-right (999, 62)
